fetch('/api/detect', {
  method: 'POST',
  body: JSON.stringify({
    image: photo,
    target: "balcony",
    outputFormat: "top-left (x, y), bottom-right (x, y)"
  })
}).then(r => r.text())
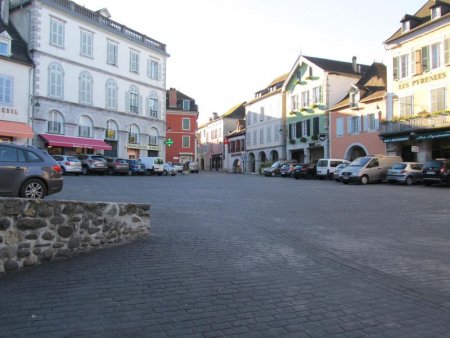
top-left (380, 113), bottom-right (450, 135)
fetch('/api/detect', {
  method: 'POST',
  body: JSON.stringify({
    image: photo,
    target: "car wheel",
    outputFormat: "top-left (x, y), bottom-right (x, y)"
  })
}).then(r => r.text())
top-left (128, 169), bottom-right (133, 176)
top-left (107, 167), bottom-right (115, 175)
top-left (405, 176), bottom-right (414, 186)
top-left (61, 166), bottom-right (66, 175)
top-left (360, 175), bottom-right (369, 185)
top-left (82, 166), bottom-right (89, 175)
top-left (20, 179), bottom-right (46, 199)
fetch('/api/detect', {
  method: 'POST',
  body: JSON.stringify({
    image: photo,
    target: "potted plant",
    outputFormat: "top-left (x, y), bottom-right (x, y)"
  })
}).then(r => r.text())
top-left (311, 134), bottom-right (319, 141)
top-left (289, 139), bottom-right (296, 144)
top-left (300, 137), bottom-right (308, 143)
top-left (301, 107), bottom-right (308, 112)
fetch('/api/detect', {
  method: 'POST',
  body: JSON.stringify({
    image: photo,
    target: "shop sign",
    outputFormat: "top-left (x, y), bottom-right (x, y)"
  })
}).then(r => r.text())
top-left (398, 72), bottom-right (446, 90)
top-left (0, 107), bottom-right (18, 115)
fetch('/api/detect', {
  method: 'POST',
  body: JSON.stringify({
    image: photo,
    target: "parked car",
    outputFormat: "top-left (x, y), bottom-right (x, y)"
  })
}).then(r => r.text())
top-left (386, 162), bottom-right (423, 185)
top-left (293, 162), bottom-right (317, 179)
top-left (333, 162), bottom-right (349, 182)
top-left (139, 156), bottom-right (164, 175)
top-left (0, 143), bottom-right (63, 199)
top-left (187, 161), bottom-right (199, 173)
top-left (51, 155), bottom-right (82, 175)
top-left (280, 162), bottom-right (297, 177)
top-left (105, 157), bottom-right (129, 176)
top-left (340, 155), bottom-right (403, 185)
top-left (422, 158), bottom-right (450, 186)
top-left (172, 163), bottom-right (184, 174)
top-left (263, 160), bottom-right (285, 177)
top-left (126, 159), bottom-right (146, 176)
top-left (316, 159), bottom-right (350, 179)
top-left (76, 154), bottom-right (107, 175)
top-left (163, 163), bottom-right (176, 176)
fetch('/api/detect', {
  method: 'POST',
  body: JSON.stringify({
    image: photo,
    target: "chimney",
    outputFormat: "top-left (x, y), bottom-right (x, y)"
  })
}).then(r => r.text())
top-left (1, 0), bottom-right (10, 25)
top-left (168, 88), bottom-right (177, 108)
top-left (212, 112), bottom-right (219, 120)
top-left (352, 56), bottom-right (358, 73)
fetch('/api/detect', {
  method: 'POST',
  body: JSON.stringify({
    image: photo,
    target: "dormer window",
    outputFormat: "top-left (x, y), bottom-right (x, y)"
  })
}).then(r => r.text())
top-left (402, 20), bottom-right (410, 32)
top-left (0, 31), bottom-right (12, 56)
top-left (431, 6), bottom-right (441, 19)
top-left (349, 87), bottom-right (360, 109)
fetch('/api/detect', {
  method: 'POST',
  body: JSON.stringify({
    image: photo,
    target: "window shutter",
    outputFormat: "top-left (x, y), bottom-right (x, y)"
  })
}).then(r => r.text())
top-left (363, 114), bottom-right (369, 132)
top-left (393, 57), bottom-right (399, 80)
top-left (347, 116), bottom-right (352, 134)
top-left (125, 90), bottom-right (130, 113)
top-left (296, 122), bottom-right (301, 138)
top-left (422, 46), bottom-right (429, 72)
top-left (375, 114), bottom-right (380, 130)
top-left (415, 49), bottom-right (422, 75)
top-left (306, 120), bottom-right (311, 136)
top-left (444, 38), bottom-right (450, 65)
top-left (288, 124), bottom-right (292, 139)
top-left (359, 115), bottom-right (364, 133)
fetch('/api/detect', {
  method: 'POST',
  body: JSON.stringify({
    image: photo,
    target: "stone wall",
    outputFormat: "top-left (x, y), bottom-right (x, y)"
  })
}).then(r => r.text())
top-left (0, 198), bottom-right (150, 273)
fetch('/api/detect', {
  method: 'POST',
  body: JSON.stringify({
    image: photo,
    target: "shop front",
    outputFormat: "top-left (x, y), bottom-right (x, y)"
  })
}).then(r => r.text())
top-left (39, 134), bottom-right (112, 155)
top-left (0, 120), bottom-right (33, 143)
top-left (126, 143), bottom-right (161, 159)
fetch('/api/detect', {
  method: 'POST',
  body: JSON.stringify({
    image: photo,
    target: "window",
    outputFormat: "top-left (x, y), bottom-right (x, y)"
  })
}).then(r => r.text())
top-left (0, 42), bottom-right (8, 56)
top-left (445, 38), bottom-right (450, 65)
top-left (48, 110), bottom-right (64, 134)
top-left (148, 92), bottom-right (159, 118)
top-left (260, 107), bottom-right (265, 121)
top-left (130, 50), bottom-right (139, 73)
top-left (78, 115), bottom-right (93, 138)
top-left (400, 54), bottom-right (409, 78)
top-left (301, 91), bottom-right (310, 107)
top-left (48, 63), bottom-right (64, 99)
top-left (105, 79), bottom-right (118, 110)
top-left (182, 136), bottom-right (190, 148)
top-left (367, 113), bottom-right (376, 130)
top-left (0, 76), bottom-right (12, 105)
top-left (148, 59), bottom-right (160, 80)
top-left (431, 87), bottom-right (445, 113)
top-left (259, 128), bottom-right (264, 144)
top-left (399, 96), bottom-right (413, 117)
top-left (80, 29), bottom-right (93, 58)
top-left (431, 43), bottom-right (441, 69)
top-left (402, 21), bottom-right (410, 32)
top-left (422, 46), bottom-right (430, 73)
top-left (336, 117), bottom-right (344, 136)
top-left (431, 6), bottom-right (441, 19)
top-left (0, 32), bottom-right (11, 56)
top-left (128, 86), bottom-right (140, 113)
top-left (247, 112), bottom-right (252, 126)
top-left (182, 118), bottom-right (190, 130)
top-left (348, 116), bottom-right (361, 134)
top-left (79, 72), bottom-right (93, 105)
top-left (252, 130), bottom-right (257, 145)
top-left (107, 40), bottom-right (118, 66)
top-left (274, 124), bottom-right (280, 142)
top-left (129, 124), bottom-right (139, 143)
top-left (50, 17), bottom-right (64, 48)
top-left (266, 126), bottom-right (272, 143)
top-left (253, 111), bottom-right (258, 124)
top-left (182, 100), bottom-right (190, 111)
top-left (302, 120), bottom-right (310, 137)
top-left (105, 120), bottom-right (118, 140)
top-left (312, 87), bottom-right (322, 104)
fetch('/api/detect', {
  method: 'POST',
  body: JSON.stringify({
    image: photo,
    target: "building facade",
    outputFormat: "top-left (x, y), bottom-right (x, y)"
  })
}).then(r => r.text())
top-left (224, 120), bottom-right (245, 173)
top-left (165, 88), bottom-right (198, 164)
top-left (245, 74), bottom-right (287, 174)
top-left (329, 63), bottom-right (387, 160)
top-left (283, 55), bottom-right (369, 164)
top-left (197, 103), bottom-right (245, 171)
top-left (382, 0), bottom-right (450, 162)
top-left (0, 0), bottom-right (33, 144)
top-left (10, 0), bottom-right (168, 159)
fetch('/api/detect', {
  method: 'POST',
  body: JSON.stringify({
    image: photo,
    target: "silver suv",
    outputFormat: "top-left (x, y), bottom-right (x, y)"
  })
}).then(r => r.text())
top-left (0, 143), bottom-right (63, 199)
top-left (76, 154), bottom-right (107, 175)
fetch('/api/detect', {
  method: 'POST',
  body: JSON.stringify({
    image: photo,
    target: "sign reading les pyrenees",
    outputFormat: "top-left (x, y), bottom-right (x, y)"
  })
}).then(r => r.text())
top-left (398, 72), bottom-right (446, 90)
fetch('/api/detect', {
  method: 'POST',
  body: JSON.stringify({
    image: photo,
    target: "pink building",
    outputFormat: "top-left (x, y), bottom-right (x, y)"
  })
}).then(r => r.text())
top-left (329, 63), bottom-right (387, 160)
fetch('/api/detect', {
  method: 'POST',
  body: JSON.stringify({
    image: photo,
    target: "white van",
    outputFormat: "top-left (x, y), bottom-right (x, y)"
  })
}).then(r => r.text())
top-left (316, 159), bottom-right (350, 179)
top-left (340, 155), bottom-right (403, 185)
top-left (139, 157), bottom-right (164, 175)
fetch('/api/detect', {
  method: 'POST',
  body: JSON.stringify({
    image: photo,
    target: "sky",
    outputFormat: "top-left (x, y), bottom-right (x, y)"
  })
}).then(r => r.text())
top-left (85, 0), bottom-right (427, 125)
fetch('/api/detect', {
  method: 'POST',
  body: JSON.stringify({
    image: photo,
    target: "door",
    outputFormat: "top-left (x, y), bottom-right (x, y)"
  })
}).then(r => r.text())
top-left (365, 158), bottom-right (382, 181)
top-left (0, 145), bottom-right (27, 195)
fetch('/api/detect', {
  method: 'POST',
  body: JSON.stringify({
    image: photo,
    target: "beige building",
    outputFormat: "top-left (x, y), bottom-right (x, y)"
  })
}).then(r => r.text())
top-left (382, 0), bottom-right (450, 162)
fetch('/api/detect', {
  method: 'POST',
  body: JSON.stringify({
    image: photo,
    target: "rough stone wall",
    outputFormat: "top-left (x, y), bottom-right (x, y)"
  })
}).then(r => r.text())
top-left (0, 198), bottom-right (150, 273)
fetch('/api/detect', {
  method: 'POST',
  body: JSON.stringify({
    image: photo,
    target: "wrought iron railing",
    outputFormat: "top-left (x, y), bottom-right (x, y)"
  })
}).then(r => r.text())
top-left (380, 114), bottom-right (450, 134)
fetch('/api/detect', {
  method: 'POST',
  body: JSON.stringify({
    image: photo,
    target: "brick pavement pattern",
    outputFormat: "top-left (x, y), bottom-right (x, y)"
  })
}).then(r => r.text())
top-left (1, 173), bottom-right (450, 337)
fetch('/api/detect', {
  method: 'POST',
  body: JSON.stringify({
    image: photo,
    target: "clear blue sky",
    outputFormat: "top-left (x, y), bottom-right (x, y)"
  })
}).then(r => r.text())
top-left (86, 0), bottom-right (426, 124)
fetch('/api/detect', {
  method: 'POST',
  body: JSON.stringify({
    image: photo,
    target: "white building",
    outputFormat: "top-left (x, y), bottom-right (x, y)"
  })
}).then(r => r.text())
top-left (10, 0), bottom-right (169, 159)
top-left (0, 0), bottom-right (33, 144)
top-left (223, 120), bottom-right (245, 173)
top-left (245, 74), bottom-right (287, 174)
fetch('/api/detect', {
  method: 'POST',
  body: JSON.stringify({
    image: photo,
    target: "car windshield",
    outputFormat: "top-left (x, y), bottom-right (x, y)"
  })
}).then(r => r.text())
top-left (155, 158), bottom-right (164, 164)
top-left (425, 160), bottom-right (443, 169)
top-left (336, 163), bottom-right (346, 169)
top-left (391, 163), bottom-right (406, 170)
top-left (317, 160), bottom-right (327, 167)
top-left (92, 156), bottom-right (105, 161)
top-left (116, 159), bottom-right (127, 163)
top-left (67, 157), bottom-right (80, 162)
top-left (350, 157), bottom-right (370, 167)
top-left (271, 161), bottom-right (281, 168)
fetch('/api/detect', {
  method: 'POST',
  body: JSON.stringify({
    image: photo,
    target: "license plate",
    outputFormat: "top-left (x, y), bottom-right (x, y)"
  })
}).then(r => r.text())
top-left (427, 171), bottom-right (435, 175)
top-left (343, 176), bottom-right (348, 180)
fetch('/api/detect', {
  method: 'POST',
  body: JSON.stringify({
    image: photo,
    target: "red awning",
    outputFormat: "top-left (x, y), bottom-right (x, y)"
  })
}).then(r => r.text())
top-left (0, 121), bottom-right (33, 138)
top-left (40, 134), bottom-right (112, 150)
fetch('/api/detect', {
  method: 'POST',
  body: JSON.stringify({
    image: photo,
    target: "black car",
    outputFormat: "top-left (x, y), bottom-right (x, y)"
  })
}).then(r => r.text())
top-left (422, 159), bottom-right (450, 186)
top-left (293, 162), bottom-right (317, 179)
top-left (263, 160), bottom-right (285, 177)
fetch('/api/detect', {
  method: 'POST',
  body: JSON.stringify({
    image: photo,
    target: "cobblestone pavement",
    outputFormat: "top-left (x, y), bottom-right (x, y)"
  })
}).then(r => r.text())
top-left (1, 173), bottom-right (450, 337)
